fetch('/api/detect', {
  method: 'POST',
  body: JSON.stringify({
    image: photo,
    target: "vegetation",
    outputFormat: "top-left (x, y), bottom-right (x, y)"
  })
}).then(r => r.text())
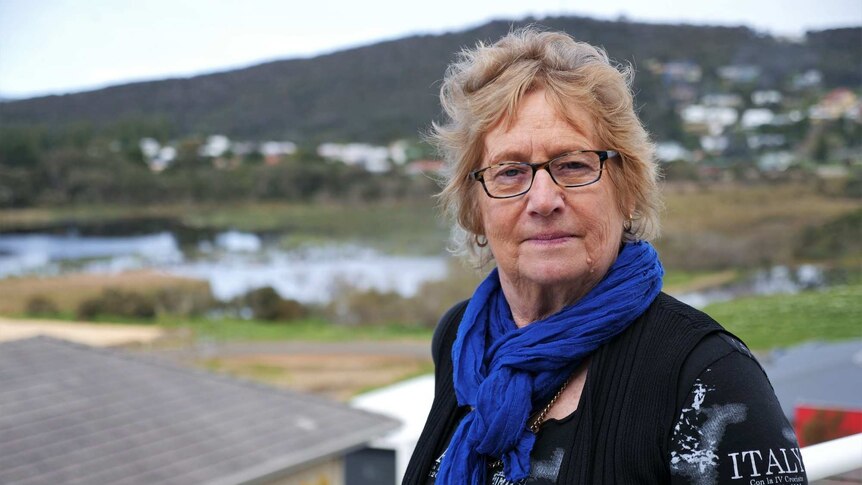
top-left (12, 275), bottom-right (860, 350)
top-left (656, 182), bottom-right (859, 269)
top-left (239, 287), bottom-right (306, 321)
top-left (198, 352), bottom-right (436, 401)
top-left (662, 269), bottom-right (739, 294)
top-left (161, 317), bottom-right (433, 342)
top-left (0, 200), bottom-right (449, 258)
top-left (795, 208), bottom-right (862, 262)
top-left (324, 260), bottom-right (483, 327)
top-left (0, 271), bottom-right (210, 315)
top-left (0, 131), bottom-right (440, 208)
top-left (703, 283), bottom-right (862, 350)
top-left (77, 289), bottom-right (158, 320)
top-left (24, 295), bottom-right (59, 317)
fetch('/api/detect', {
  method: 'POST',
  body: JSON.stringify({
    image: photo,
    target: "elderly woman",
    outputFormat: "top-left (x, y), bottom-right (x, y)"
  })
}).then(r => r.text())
top-left (403, 28), bottom-right (806, 485)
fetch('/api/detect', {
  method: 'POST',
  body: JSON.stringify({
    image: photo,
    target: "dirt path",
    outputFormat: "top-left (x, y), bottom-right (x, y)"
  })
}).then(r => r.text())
top-left (0, 317), bottom-right (164, 347)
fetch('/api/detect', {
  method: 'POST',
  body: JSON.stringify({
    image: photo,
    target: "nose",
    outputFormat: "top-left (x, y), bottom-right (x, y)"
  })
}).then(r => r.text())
top-left (526, 168), bottom-right (564, 217)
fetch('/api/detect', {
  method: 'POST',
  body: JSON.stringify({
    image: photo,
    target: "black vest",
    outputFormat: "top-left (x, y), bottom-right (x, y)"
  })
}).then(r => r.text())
top-left (403, 292), bottom-right (726, 484)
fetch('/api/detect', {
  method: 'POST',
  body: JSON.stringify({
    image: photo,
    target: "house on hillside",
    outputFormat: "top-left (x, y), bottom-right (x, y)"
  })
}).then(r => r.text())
top-left (717, 65), bottom-right (761, 84)
top-left (0, 337), bottom-right (399, 485)
top-left (809, 88), bottom-right (860, 120)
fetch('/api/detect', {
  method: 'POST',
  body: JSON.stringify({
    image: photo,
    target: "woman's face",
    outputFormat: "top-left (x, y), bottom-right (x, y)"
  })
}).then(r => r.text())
top-left (477, 89), bottom-right (626, 299)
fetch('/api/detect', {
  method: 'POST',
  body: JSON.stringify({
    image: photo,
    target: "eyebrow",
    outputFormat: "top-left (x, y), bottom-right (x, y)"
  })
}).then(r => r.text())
top-left (485, 149), bottom-right (530, 165)
top-left (485, 146), bottom-right (589, 165)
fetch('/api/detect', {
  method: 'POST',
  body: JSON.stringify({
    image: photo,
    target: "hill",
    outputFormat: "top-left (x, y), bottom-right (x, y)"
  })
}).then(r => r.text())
top-left (1, 17), bottom-right (859, 144)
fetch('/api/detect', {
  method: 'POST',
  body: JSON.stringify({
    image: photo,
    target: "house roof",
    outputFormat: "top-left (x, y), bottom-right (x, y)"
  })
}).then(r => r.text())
top-left (760, 339), bottom-right (862, 419)
top-left (0, 336), bottom-right (399, 485)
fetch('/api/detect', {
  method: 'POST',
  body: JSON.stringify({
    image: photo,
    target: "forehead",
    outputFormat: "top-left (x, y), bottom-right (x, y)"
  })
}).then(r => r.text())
top-left (482, 90), bottom-right (597, 162)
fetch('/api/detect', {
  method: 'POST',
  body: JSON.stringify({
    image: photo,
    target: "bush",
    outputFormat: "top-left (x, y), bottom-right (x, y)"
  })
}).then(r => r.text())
top-left (843, 170), bottom-right (862, 198)
top-left (25, 295), bottom-right (59, 317)
top-left (154, 286), bottom-right (217, 317)
top-left (796, 209), bottom-right (862, 261)
top-left (325, 260), bottom-right (483, 327)
top-left (327, 288), bottom-right (413, 326)
top-left (242, 286), bottom-right (307, 321)
top-left (77, 289), bottom-right (157, 321)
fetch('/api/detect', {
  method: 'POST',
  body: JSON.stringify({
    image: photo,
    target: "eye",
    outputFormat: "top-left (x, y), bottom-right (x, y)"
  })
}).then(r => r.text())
top-left (553, 153), bottom-right (599, 173)
top-left (502, 167), bottom-right (524, 177)
top-left (557, 160), bottom-right (589, 171)
top-left (491, 163), bottom-right (530, 179)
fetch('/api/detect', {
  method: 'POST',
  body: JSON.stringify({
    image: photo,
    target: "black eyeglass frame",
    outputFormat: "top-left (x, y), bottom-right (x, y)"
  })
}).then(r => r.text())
top-left (470, 150), bottom-right (619, 199)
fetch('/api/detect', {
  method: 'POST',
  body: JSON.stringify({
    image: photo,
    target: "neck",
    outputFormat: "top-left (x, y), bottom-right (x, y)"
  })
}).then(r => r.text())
top-left (499, 271), bottom-right (597, 328)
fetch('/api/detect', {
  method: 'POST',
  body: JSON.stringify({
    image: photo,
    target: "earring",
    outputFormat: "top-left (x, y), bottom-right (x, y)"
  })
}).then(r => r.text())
top-left (623, 213), bottom-right (634, 232)
top-left (475, 234), bottom-right (488, 248)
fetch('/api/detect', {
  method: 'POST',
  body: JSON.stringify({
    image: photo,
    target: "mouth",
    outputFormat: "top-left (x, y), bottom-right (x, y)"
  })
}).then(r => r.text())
top-left (524, 232), bottom-right (575, 245)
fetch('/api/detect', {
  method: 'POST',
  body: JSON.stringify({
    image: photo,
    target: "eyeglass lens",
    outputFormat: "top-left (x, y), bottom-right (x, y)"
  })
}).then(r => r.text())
top-left (482, 152), bottom-right (602, 197)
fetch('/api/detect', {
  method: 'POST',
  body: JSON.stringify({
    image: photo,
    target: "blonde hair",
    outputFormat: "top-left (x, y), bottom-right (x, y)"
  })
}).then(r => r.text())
top-left (432, 27), bottom-right (661, 265)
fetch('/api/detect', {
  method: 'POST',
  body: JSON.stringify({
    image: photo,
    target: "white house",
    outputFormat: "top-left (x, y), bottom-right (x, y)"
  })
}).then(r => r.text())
top-left (741, 109), bottom-right (776, 129)
top-left (681, 105), bottom-right (738, 135)
top-left (352, 374), bottom-right (435, 484)
top-left (317, 143), bottom-right (393, 173)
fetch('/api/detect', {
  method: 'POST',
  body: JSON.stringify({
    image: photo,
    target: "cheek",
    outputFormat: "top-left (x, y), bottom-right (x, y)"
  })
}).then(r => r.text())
top-left (478, 196), bottom-right (513, 237)
top-left (483, 210), bottom-right (515, 247)
top-left (583, 213), bottom-right (617, 247)
top-left (581, 202), bottom-right (624, 257)
top-left (479, 203), bottom-right (522, 261)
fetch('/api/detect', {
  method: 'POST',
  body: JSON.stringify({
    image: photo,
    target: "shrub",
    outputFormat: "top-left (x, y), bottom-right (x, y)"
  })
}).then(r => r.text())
top-left (796, 209), bottom-right (862, 261)
top-left (843, 170), bottom-right (862, 198)
top-left (242, 286), bottom-right (307, 321)
top-left (326, 260), bottom-right (483, 327)
top-left (77, 289), bottom-right (157, 321)
top-left (327, 288), bottom-right (413, 326)
top-left (154, 285), bottom-right (217, 317)
top-left (25, 295), bottom-right (59, 317)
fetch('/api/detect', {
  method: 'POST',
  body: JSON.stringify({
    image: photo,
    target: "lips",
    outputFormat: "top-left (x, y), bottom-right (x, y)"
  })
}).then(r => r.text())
top-left (525, 232), bottom-right (574, 243)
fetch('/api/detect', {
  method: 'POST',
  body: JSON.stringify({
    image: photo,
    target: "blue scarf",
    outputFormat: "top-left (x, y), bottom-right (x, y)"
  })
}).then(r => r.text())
top-left (436, 241), bottom-right (663, 484)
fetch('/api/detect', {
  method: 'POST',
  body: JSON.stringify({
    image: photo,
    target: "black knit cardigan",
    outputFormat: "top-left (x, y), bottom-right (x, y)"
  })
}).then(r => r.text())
top-left (402, 292), bottom-right (725, 484)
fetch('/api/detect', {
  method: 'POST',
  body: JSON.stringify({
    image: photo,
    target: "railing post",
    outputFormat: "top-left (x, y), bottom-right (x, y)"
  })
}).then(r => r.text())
top-left (800, 433), bottom-right (862, 481)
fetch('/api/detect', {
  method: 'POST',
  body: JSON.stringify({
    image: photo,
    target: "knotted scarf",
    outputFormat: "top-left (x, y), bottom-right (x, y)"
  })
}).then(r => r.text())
top-left (435, 241), bottom-right (663, 484)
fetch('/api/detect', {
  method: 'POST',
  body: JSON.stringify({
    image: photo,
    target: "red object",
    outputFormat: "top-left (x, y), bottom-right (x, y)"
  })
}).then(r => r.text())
top-left (794, 404), bottom-right (862, 447)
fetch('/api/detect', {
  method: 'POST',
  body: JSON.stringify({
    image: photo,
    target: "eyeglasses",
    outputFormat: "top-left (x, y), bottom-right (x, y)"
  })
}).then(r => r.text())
top-left (470, 150), bottom-right (618, 199)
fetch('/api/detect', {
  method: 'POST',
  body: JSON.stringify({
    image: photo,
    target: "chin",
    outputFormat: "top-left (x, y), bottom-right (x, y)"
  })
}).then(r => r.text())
top-left (518, 259), bottom-right (590, 287)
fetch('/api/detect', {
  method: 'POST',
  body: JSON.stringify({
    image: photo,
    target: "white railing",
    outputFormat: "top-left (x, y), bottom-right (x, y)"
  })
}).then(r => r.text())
top-left (801, 433), bottom-right (862, 481)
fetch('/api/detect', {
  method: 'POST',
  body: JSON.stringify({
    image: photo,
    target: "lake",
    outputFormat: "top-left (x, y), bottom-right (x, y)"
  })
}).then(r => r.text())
top-left (0, 231), bottom-right (449, 304)
top-left (0, 230), bottom-right (848, 307)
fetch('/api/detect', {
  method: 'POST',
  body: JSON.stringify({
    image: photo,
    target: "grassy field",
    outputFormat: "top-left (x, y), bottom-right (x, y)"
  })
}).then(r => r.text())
top-left (703, 283), bottom-right (862, 351)
top-left (657, 182), bottom-right (859, 269)
top-left (662, 269), bottom-right (739, 294)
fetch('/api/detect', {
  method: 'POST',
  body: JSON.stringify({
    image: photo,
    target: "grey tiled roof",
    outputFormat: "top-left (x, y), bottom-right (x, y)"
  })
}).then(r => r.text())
top-left (760, 338), bottom-right (862, 419)
top-left (0, 337), bottom-right (399, 485)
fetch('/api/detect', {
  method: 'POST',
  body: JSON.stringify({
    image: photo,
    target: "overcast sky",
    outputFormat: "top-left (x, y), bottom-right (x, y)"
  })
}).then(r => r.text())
top-left (1, 0), bottom-right (860, 99)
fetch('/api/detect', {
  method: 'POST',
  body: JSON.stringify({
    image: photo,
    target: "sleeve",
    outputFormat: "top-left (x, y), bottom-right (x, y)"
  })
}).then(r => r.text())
top-left (668, 336), bottom-right (808, 485)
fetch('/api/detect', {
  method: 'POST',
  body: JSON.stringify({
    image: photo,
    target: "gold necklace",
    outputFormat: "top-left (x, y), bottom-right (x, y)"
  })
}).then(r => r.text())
top-left (529, 377), bottom-right (569, 433)
top-left (488, 376), bottom-right (570, 470)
